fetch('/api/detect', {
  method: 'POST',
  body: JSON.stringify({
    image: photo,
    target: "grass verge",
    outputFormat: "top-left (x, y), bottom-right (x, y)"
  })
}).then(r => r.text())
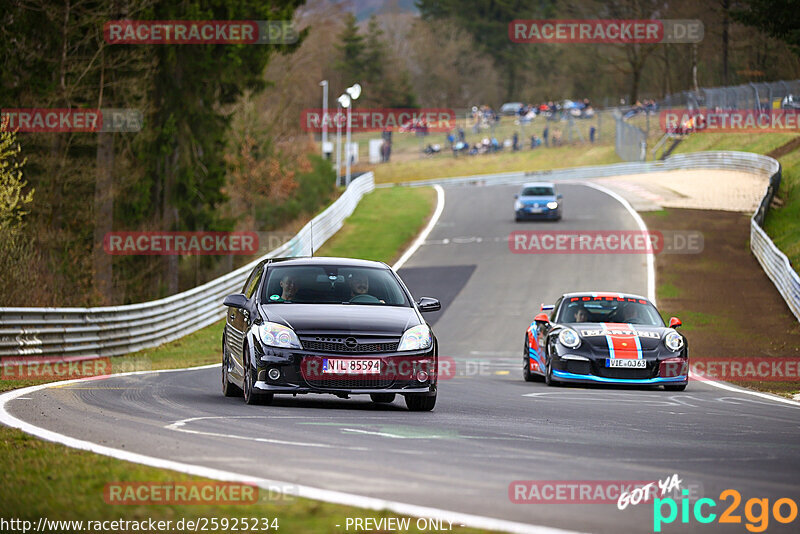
top-left (317, 186), bottom-right (436, 264)
top-left (643, 208), bottom-right (800, 398)
top-left (0, 186), bottom-right (489, 533)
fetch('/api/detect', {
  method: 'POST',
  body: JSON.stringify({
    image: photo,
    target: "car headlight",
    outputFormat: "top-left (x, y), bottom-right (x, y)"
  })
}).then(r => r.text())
top-left (514, 200), bottom-right (523, 210)
top-left (664, 330), bottom-right (684, 352)
top-left (547, 201), bottom-right (559, 209)
top-left (256, 322), bottom-right (301, 349)
top-left (398, 324), bottom-right (432, 351)
top-left (558, 327), bottom-right (581, 349)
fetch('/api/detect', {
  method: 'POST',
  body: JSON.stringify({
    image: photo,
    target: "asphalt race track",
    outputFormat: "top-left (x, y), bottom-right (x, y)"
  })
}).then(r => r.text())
top-left (6, 184), bottom-right (800, 533)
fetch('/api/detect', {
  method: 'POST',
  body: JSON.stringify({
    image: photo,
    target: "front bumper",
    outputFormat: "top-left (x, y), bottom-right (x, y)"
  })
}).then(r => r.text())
top-left (252, 346), bottom-right (437, 396)
top-left (551, 370), bottom-right (687, 385)
top-left (550, 352), bottom-right (688, 385)
top-left (515, 207), bottom-right (561, 220)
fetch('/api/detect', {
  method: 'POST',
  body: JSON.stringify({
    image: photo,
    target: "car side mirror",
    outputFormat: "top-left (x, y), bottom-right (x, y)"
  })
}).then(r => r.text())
top-left (417, 297), bottom-right (441, 312)
top-left (514, 194), bottom-right (519, 199)
top-left (534, 312), bottom-right (550, 325)
top-left (223, 293), bottom-right (249, 310)
top-left (557, 193), bottom-right (563, 199)
top-left (669, 316), bottom-right (682, 328)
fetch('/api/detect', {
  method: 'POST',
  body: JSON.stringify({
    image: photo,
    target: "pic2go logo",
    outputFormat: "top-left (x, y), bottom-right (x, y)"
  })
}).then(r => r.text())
top-left (653, 489), bottom-right (798, 532)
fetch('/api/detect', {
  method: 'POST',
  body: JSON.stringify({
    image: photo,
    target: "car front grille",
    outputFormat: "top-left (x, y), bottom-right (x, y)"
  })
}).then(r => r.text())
top-left (595, 365), bottom-right (654, 380)
top-left (299, 356), bottom-right (395, 389)
top-left (303, 375), bottom-right (395, 389)
top-left (299, 336), bottom-right (400, 353)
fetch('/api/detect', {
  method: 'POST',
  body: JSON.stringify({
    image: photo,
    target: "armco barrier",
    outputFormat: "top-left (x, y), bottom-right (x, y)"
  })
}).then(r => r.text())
top-left (0, 172), bottom-right (375, 360)
top-left (3, 151), bottom-right (798, 362)
top-left (389, 151), bottom-right (798, 323)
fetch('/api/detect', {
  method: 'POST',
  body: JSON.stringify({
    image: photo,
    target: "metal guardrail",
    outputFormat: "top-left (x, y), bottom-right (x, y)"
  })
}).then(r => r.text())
top-left (3, 150), bottom-right (798, 362)
top-left (0, 173), bottom-right (376, 360)
top-left (389, 151), bottom-right (799, 323)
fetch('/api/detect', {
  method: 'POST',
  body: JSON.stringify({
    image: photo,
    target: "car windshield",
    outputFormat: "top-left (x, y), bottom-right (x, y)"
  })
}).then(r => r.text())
top-left (262, 265), bottom-right (410, 306)
top-left (521, 186), bottom-right (554, 196)
top-left (557, 297), bottom-right (664, 326)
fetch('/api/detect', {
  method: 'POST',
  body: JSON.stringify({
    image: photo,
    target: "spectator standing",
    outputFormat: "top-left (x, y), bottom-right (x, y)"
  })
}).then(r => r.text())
top-left (589, 126), bottom-right (596, 143)
top-left (543, 125), bottom-right (549, 147)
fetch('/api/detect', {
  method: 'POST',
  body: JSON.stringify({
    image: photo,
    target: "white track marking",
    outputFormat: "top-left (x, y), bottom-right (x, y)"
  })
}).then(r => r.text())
top-left (686, 373), bottom-right (800, 407)
top-left (0, 371), bottom-right (580, 534)
top-left (166, 417), bottom-right (369, 450)
top-left (393, 185), bottom-right (445, 270)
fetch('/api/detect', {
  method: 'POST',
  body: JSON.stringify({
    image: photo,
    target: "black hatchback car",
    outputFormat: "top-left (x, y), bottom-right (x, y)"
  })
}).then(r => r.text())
top-left (221, 257), bottom-right (441, 411)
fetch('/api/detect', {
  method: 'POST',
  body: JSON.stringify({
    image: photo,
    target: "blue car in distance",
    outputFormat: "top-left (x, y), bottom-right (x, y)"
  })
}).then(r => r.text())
top-left (514, 182), bottom-right (563, 221)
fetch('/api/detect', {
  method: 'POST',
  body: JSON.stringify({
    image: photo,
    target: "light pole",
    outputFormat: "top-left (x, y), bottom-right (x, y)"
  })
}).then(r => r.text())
top-left (336, 94), bottom-right (350, 187)
top-left (344, 83), bottom-right (361, 186)
top-left (319, 80), bottom-right (328, 159)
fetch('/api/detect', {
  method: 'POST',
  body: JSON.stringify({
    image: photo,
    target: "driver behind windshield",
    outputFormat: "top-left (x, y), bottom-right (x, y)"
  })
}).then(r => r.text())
top-left (276, 274), bottom-right (298, 302)
top-left (565, 304), bottom-right (590, 323)
top-left (348, 272), bottom-right (370, 298)
top-left (346, 272), bottom-right (385, 303)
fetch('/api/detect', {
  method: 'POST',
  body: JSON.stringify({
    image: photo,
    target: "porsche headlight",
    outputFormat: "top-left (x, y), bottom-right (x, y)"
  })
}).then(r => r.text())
top-left (547, 201), bottom-right (559, 209)
top-left (398, 324), bottom-right (432, 351)
top-left (256, 322), bottom-right (301, 349)
top-left (558, 327), bottom-right (581, 349)
top-left (664, 330), bottom-right (684, 352)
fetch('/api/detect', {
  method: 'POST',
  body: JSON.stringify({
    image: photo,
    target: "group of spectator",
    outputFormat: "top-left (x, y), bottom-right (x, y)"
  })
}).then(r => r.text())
top-left (471, 105), bottom-right (501, 133)
top-left (437, 122), bottom-right (597, 159)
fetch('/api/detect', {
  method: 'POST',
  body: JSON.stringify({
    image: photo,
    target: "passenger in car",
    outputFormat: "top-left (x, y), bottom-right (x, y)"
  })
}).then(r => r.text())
top-left (278, 274), bottom-right (299, 301)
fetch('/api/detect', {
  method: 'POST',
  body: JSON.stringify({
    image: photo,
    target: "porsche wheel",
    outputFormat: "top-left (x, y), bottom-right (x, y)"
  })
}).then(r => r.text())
top-left (545, 358), bottom-right (561, 387)
top-left (523, 338), bottom-right (538, 382)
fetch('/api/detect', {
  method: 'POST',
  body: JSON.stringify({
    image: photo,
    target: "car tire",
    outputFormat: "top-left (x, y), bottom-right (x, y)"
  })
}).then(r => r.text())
top-left (664, 384), bottom-right (687, 392)
top-left (222, 337), bottom-right (242, 397)
top-left (523, 338), bottom-right (538, 382)
top-left (370, 393), bottom-right (396, 404)
top-left (243, 353), bottom-right (273, 406)
top-left (544, 358), bottom-right (561, 387)
top-left (405, 393), bottom-right (436, 411)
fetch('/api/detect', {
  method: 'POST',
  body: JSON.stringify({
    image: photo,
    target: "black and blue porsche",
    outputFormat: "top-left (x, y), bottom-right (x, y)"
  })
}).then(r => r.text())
top-left (523, 292), bottom-right (688, 390)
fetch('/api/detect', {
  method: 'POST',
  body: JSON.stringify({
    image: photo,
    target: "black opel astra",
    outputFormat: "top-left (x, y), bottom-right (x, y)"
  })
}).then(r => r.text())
top-left (222, 257), bottom-right (441, 411)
